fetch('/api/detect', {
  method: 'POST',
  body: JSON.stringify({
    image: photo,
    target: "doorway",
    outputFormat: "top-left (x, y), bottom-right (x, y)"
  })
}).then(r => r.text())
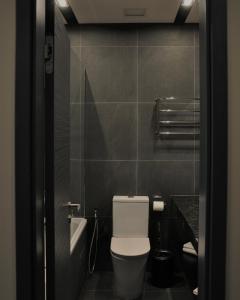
top-left (15, 1), bottom-right (227, 300)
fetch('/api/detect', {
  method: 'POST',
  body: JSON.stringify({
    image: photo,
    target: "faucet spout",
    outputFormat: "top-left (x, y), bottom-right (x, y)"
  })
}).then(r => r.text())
top-left (63, 202), bottom-right (81, 219)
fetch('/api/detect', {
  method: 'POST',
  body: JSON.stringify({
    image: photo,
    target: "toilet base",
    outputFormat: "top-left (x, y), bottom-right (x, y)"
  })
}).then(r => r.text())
top-left (111, 252), bottom-right (148, 300)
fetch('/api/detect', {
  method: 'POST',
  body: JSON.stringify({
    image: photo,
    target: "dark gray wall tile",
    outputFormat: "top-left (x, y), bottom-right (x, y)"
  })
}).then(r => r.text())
top-left (138, 161), bottom-right (195, 196)
top-left (139, 46), bottom-right (195, 101)
top-left (70, 47), bottom-right (81, 103)
top-left (87, 217), bottom-right (113, 271)
top-left (82, 47), bottom-right (138, 102)
top-left (80, 103), bottom-right (85, 160)
top-left (139, 103), bottom-right (195, 160)
top-left (54, 11), bottom-right (71, 300)
top-left (80, 25), bottom-right (138, 46)
top-left (70, 159), bottom-right (85, 213)
top-left (85, 103), bottom-right (137, 160)
top-left (70, 104), bottom-right (81, 159)
top-left (70, 159), bottom-right (81, 204)
top-left (85, 161), bottom-right (136, 217)
top-left (138, 24), bottom-right (195, 46)
top-left (70, 103), bottom-right (85, 160)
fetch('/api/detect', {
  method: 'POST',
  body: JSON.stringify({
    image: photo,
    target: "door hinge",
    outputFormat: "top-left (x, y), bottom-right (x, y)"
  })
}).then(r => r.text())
top-left (45, 35), bottom-right (53, 74)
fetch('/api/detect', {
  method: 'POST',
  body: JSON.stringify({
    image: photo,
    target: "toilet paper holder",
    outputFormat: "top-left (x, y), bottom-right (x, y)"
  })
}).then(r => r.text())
top-left (152, 194), bottom-right (166, 212)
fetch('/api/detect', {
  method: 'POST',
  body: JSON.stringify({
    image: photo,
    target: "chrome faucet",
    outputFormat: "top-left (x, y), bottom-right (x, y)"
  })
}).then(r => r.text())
top-left (63, 202), bottom-right (81, 219)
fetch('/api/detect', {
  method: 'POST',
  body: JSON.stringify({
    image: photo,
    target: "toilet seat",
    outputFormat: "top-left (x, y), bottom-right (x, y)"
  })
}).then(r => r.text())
top-left (111, 237), bottom-right (150, 257)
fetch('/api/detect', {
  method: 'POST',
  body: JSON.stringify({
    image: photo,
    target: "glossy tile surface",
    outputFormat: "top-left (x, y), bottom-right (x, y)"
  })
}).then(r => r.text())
top-left (85, 161), bottom-right (136, 217)
top-left (139, 46), bottom-right (194, 101)
top-left (85, 103), bottom-right (137, 160)
top-left (83, 47), bottom-right (138, 102)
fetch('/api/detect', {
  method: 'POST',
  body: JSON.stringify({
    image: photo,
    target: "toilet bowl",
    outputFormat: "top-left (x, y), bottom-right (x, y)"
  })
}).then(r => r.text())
top-left (111, 196), bottom-right (150, 300)
top-left (111, 237), bottom-right (150, 299)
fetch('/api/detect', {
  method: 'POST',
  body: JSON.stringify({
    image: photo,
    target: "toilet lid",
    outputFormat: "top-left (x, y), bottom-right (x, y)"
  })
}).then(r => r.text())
top-left (111, 237), bottom-right (150, 257)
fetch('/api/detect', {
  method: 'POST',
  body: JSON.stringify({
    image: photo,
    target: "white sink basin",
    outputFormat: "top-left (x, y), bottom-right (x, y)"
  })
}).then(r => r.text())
top-left (70, 217), bottom-right (87, 255)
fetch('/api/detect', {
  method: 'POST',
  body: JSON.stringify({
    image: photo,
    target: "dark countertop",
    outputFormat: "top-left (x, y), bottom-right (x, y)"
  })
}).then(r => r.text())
top-left (172, 195), bottom-right (199, 239)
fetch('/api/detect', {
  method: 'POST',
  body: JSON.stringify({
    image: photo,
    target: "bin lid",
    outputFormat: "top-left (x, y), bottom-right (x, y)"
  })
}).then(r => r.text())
top-left (152, 249), bottom-right (174, 261)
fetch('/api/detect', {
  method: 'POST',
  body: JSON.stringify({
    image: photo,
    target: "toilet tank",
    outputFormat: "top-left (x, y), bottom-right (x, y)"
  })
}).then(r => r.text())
top-left (113, 195), bottom-right (149, 237)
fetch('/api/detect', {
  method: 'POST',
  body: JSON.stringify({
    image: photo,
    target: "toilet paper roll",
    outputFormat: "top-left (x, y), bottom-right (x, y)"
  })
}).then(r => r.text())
top-left (153, 201), bottom-right (165, 212)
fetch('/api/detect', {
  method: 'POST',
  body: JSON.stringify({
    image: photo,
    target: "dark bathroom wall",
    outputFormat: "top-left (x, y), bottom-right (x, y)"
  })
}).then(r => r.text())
top-left (69, 43), bottom-right (85, 214)
top-left (67, 24), bottom-right (199, 270)
top-left (68, 31), bottom-right (87, 298)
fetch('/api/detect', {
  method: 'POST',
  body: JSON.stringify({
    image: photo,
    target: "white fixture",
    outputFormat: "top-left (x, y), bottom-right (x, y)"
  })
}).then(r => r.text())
top-left (193, 287), bottom-right (199, 296)
top-left (182, 0), bottom-right (194, 7)
top-left (70, 217), bottom-right (87, 254)
top-left (55, 0), bottom-right (69, 8)
top-left (111, 195), bottom-right (150, 299)
top-left (183, 242), bottom-right (197, 256)
top-left (153, 200), bottom-right (165, 212)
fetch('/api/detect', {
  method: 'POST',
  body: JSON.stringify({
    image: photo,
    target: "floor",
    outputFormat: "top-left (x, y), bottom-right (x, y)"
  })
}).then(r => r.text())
top-left (79, 271), bottom-right (195, 300)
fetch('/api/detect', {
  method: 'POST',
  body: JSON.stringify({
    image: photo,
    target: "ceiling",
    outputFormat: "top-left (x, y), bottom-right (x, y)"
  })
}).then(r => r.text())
top-left (68, 0), bottom-right (199, 24)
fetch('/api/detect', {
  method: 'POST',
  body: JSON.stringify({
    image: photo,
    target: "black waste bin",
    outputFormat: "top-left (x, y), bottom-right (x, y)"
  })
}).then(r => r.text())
top-left (151, 249), bottom-right (174, 288)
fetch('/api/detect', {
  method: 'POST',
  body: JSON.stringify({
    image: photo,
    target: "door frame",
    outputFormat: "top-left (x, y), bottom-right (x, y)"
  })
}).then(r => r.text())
top-left (198, 0), bottom-right (228, 299)
top-left (15, 0), bottom-right (228, 300)
top-left (15, 0), bottom-right (45, 300)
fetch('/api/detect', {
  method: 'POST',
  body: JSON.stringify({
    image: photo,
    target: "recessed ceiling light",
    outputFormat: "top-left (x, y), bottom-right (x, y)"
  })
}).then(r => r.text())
top-left (55, 0), bottom-right (69, 8)
top-left (182, 0), bottom-right (194, 7)
top-left (124, 8), bottom-right (146, 17)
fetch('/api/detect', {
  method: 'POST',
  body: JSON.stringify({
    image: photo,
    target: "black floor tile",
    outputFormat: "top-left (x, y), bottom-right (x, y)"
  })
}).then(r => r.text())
top-left (83, 272), bottom-right (114, 291)
top-left (144, 272), bottom-right (188, 292)
top-left (80, 271), bottom-right (194, 300)
top-left (79, 290), bottom-right (119, 300)
top-left (170, 290), bottom-right (195, 300)
top-left (143, 290), bottom-right (169, 300)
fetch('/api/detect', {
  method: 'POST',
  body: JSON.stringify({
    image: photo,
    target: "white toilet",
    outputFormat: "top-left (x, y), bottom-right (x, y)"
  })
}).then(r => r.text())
top-left (110, 195), bottom-right (150, 300)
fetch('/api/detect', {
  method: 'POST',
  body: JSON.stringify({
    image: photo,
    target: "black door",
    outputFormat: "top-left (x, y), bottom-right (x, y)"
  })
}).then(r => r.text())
top-left (33, 0), bottom-right (46, 299)
top-left (45, 4), bottom-right (71, 300)
top-left (15, 0), bottom-right (46, 299)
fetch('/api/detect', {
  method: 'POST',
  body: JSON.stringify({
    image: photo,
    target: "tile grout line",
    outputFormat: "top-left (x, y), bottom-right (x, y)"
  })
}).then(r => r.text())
top-left (136, 28), bottom-right (139, 195)
top-left (80, 29), bottom-right (87, 218)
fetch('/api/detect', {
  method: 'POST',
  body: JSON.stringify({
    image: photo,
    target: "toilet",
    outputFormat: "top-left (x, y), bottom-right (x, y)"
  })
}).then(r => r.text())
top-left (110, 195), bottom-right (150, 300)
